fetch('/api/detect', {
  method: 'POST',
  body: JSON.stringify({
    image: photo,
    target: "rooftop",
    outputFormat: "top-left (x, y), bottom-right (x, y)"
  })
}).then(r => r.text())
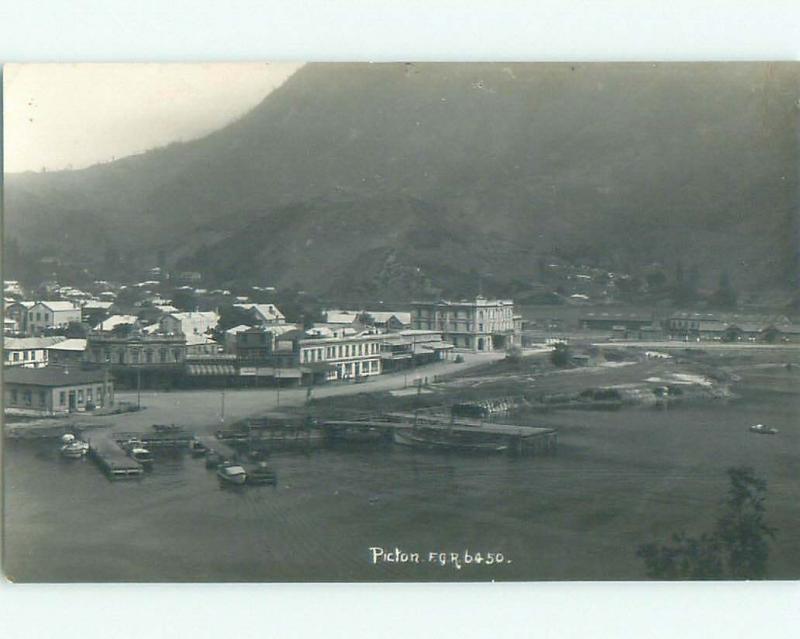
top-left (4, 336), bottom-right (67, 350)
top-left (47, 338), bottom-right (88, 352)
top-left (4, 366), bottom-right (107, 387)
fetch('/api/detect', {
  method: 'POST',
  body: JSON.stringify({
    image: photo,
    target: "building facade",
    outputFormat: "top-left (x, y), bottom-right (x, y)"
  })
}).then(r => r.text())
top-left (4, 366), bottom-right (114, 416)
top-left (411, 296), bottom-right (520, 351)
top-left (85, 331), bottom-right (186, 388)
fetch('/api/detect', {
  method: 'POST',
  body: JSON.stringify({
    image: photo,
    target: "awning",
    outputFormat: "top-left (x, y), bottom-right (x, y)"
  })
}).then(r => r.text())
top-left (186, 364), bottom-right (237, 376)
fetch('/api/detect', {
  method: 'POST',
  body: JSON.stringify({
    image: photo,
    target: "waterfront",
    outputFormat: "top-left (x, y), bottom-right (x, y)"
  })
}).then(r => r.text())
top-left (3, 364), bottom-right (798, 582)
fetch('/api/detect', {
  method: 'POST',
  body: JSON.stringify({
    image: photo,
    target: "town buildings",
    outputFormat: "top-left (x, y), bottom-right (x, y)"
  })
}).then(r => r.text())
top-left (4, 366), bottom-right (113, 417)
top-left (411, 296), bottom-right (521, 351)
top-left (46, 338), bottom-right (88, 366)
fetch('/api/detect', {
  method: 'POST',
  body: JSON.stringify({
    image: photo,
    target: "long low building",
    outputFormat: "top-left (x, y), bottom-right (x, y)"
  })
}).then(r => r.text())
top-left (4, 366), bottom-right (114, 416)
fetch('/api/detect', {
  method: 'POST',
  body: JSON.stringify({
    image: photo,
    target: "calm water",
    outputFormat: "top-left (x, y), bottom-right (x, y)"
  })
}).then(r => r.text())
top-left (3, 368), bottom-right (798, 582)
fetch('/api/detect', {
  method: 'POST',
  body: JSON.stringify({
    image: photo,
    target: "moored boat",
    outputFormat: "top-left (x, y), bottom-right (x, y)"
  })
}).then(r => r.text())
top-left (60, 433), bottom-right (90, 459)
top-left (245, 461), bottom-right (277, 485)
top-left (128, 446), bottom-right (154, 466)
top-left (217, 461), bottom-right (247, 485)
top-left (189, 438), bottom-right (208, 457)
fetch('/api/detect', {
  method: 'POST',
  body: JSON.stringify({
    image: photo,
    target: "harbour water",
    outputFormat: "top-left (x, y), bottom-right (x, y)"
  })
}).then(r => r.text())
top-left (3, 367), bottom-right (798, 582)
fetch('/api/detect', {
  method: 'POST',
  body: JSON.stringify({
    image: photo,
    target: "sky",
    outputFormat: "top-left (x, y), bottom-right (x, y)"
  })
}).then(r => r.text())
top-left (3, 63), bottom-right (304, 173)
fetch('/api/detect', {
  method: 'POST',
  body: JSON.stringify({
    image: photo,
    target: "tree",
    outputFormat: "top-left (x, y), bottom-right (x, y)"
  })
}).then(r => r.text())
top-left (637, 466), bottom-right (776, 580)
top-left (712, 271), bottom-right (738, 309)
top-left (549, 342), bottom-right (571, 367)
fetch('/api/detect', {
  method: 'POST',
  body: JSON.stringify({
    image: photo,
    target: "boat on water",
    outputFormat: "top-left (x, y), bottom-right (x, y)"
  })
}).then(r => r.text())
top-left (217, 461), bottom-right (247, 485)
top-left (189, 438), bottom-right (208, 457)
top-left (245, 461), bottom-right (278, 486)
top-left (128, 446), bottom-right (154, 466)
top-left (60, 433), bottom-right (90, 459)
top-left (392, 429), bottom-right (509, 453)
top-left (205, 450), bottom-right (224, 469)
top-left (750, 424), bottom-right (779, 435)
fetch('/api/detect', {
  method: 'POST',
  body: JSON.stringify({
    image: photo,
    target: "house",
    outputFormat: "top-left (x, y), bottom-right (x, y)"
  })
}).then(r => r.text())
top-left (233, 303), bottom-right (285, 325)
top-left (323, 309), bottom-right (363, 326)
top-left (80, 300), bottom-right (114, 326)
top-left (223, 324), bottom-right (253, 353)
top-left (5, 301), bottom-right (35, 335)
top-left (380, 330), bottom-right (454, 370)
top-left (4, 316), bottom-right (19, 336)
top-left (666, 313), bottom-right (720, 338)
top-left (235, 324), bottom-right (300, 362)
top-left (46, 338), bottom-right (88, 366)
top-left (295, 331), bottom-right (385, 384)
top-left (4, 366), bottom-right (113, 416)
top-left (94, 314), bottom-right (139, 332)
top-left (26, 301), bottom-right (82, 335)
top-left (363, 311), bottom-right (412, 331)
top-left (411, 296), bottom-right (520, 351)
top-left (185, 333), bottom-right (221, 357)
top-left (4, 336), bottom-right (67, 368)
top-left (160, 311), bottom-right (219, 337)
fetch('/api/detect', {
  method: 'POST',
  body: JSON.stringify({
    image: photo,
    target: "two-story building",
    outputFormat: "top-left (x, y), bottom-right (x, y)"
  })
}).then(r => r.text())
top-left (4, 336), bottom-right (66, 368)
top-left (411, 296), bottom-right (520, 351)
top-left (85, 329), bottom-right (186, 388)
top-left (26, 301), bottom-right (82, 335)
top-left (160, 311), bottom-right (219, 337)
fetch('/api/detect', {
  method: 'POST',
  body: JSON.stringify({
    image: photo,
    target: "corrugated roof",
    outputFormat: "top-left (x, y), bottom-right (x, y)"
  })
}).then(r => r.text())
top-left (47, 338), bottom-right (87, 352)
top-left (35, 301), bottom-right (80, 312)
top-left (4, 336), bottom-right (67, 350)
top-left (4, 366), bottom-right (107, 387)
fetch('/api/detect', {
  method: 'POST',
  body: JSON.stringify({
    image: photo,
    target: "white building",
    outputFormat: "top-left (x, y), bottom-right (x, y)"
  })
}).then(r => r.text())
top-left (160, 311), bottom-right (219, 337)
top-left (234, 303), bottom-right (285, 325)
top-left (4, 336), bottom-right (66, 368)
top-left (296, 331), bottom-right (384, 381)
top-left (410, 296), bottom-right (521, 351)
top-left (27, 301), bottom-right (82, 335)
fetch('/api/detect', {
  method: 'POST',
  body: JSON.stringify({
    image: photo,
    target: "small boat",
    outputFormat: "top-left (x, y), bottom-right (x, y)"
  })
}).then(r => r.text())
top-left (217, 461), bottom-right (247, 485)
top-left (152, 423), bottom-right (183, 433)
top-left (205, 450), bottom-right (224, 469)
top-left (189, 439), bottom-right (208, 457)
top-left (392, 429), bottom-right (509, 453)
top-left (128, 446), bottom-right (154, 466)
top-left (60, 433), bottom-right (90, 459)
top-left (245, 461), bottom-right (278, 486)
top-left (749, 424), bottom-right (779, 435)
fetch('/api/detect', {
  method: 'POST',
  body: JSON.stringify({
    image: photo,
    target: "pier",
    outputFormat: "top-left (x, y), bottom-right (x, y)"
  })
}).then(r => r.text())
top-left (322, 414), bottom-right (558, 455)
top-left (86, 433), bottom-right (144, 479)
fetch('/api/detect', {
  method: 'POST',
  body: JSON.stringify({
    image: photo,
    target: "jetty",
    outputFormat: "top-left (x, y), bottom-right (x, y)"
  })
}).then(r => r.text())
top-left (86, 433), bottom-right (144, 479)
top-left (322, 414), bottom-right (558, 455)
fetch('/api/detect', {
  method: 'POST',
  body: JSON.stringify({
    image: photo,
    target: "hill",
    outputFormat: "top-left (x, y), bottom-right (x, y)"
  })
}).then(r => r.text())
top-left (4, 62), bottom-right (798, 299)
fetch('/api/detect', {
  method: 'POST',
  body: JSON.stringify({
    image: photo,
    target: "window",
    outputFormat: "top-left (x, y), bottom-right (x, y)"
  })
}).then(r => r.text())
top-left (45, 313), bottom-right (50, 322)
top-left (87, 388), bottom-right (93, 402)
top-left (145, 350), bottom-right (153, 363)
top-left (78, 390), bottom-right (84, 403)
top-left (132, 350), bottom-right (140, 364)
top-left (338, 345), bottom-right (342, 358)
top-left (317, 348), bottom-right (323, 360)
top-left (59, 391), bottom-right (66, 406)
top-left (23, 390), bottom-right (32, 405)
top-left (36, 312), bottom-right (41, 321)
top-left (13, 352), bottom-right (19, 362)
top-left (303, 350), bottom-right (309, 363)
top-left (39, 391), bottom-right (47, 406)
top-left (160, 349), bottom-right (167, 363)
top-left (23, 350), bottom-right (29, 360)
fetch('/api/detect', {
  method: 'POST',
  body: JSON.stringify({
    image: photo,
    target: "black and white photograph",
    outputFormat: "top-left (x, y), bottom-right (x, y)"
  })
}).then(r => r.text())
top-left (2, 59), bottom-right (798, 586)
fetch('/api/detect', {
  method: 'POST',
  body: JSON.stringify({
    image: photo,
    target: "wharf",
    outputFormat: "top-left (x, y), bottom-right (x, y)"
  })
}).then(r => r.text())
top-left (86, 432), bottom-right (143, 479)
top-left (322, 415), bottom-right (557, 455)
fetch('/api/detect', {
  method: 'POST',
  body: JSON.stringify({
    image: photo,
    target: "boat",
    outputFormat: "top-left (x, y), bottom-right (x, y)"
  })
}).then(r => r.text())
top-left (245, 461), bottom-right (277, 485)
top-left (216, 461), bottom-right (247, 485)
top-left (205, 450), bottom-right (224, 469)
top-left (749, 424), bottom-right (779, 435)
top-left (189, 438), bottom-right (208, 457)
top-left (152, 423), bottom-right (183, 433)
top-left (60, 433), bottom-right (90, 459)
top-left (392, 429), bottom-right (509, 453)
top-left (128, 446), bottom-right (154, 466)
